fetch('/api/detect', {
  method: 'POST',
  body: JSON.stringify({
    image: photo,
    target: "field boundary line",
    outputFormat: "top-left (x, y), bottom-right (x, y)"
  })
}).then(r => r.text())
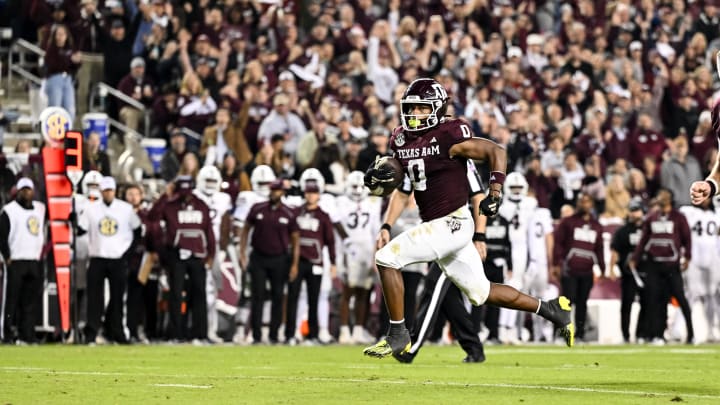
top-left (2, 367), bottom-right (718, 400)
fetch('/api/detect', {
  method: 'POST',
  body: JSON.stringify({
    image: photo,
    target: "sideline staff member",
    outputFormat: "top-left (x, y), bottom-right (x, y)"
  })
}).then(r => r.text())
top-left (0, 178), bottom-right (46, 344)
top-left (240, 179), bottom-right (299, 344)
top-left (79, 177), bottom-right (141, 344)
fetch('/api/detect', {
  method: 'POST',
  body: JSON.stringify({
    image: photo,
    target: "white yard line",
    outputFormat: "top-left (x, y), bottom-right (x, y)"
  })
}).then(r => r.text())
top-left (2, 366), bottom-right (718, 400)
top-left (151, 384), bottom-right (212, 389)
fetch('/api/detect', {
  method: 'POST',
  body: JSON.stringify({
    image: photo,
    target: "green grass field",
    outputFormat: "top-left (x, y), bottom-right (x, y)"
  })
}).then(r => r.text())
top-left (1, 344), bottom-right (718, 404)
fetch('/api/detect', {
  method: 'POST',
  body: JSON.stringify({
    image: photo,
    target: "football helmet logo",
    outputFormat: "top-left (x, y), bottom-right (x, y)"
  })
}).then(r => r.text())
top-left (400, 78), bottom-right (449, 132)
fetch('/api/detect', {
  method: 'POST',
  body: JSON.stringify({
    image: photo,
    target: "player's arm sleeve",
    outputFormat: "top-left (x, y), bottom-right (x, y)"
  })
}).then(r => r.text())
top-left (0, 211), bottom-right (10, 260)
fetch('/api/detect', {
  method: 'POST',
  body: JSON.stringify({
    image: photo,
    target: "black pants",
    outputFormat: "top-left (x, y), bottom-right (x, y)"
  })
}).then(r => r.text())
top-left (409, 264), bottom-right (484, 359)
top-left (620, 270), bottom-right (649, 341)
top-left (2, 260), bottom-right (42, 343)
top-left (645, 262), bottom-right (694, 341)
top-left (286, 259), bottom-right (322, 340)
top-left (561, 272), bottom-right (594, 340)
top-left (472, 257), bottom-right (504, 340)
top-left (127, 268), bottom-right (159, 340)
top-left (168, 255), bottom-right (207, 340)
top-left (248, 252), bottom-right (289, 342)
top-left (85, 257), bottom-right (128, 343)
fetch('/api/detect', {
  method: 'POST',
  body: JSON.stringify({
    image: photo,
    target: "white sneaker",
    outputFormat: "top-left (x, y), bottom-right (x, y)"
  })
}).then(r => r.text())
top-left (318, 328), bottom-right (334, 344)
top-left (232, 327), bottom-right (247, 345)
top-left (651, 338), bottom-right (666, 346)
top-left (339, 326), bottom-right (354, 344)
top-left (352, 327), bottom-right (374, 344)
top-left (208, 332), bottom-right (223, 344)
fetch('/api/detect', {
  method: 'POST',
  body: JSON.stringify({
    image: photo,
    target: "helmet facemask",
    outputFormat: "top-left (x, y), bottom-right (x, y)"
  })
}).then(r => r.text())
top-left (400, 99), bottom-right (442, 132)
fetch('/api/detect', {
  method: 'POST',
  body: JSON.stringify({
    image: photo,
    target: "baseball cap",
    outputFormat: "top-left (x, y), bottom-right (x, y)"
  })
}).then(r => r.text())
top-left (628, 197), bottom-right (645, 212)
top-left (630, 41), bottom-right (643, 51)
top-left (110, 19), bottom-right (124, 29)
top-left (269, 179), bottom-right (285, 191)
top-left (526, 34), bottom-right (543, 46)
top-left (99, 176), bottom-right (116, 191)
top-left (175, 175), bottom-right (194, 191)
top-left (130, 57), bottom-right (145, 69)
top-left (16, 177), bottom-right (34, 190)
top-left (196, 34), bottom-right (210, 43)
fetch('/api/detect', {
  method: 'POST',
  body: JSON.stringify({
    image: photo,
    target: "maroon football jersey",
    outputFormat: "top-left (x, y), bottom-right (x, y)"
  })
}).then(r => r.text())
top-left (389, 119), bottom-right (472, 222)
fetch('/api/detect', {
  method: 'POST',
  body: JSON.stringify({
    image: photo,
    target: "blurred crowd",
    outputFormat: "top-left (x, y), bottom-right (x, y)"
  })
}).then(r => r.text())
top-left (2, 0), bottom-right (720, 345)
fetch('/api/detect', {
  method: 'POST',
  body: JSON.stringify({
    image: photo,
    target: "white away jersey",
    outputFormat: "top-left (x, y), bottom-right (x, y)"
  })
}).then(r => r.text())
top-left (680, 205), bottom-right (720, 267)
top-left (194, 190), bottom-right (232, 241)
top-left (336, 195), bottom-right (383, 243)
top-left (233, 191), bottom-right (267, 227)
top-left (284, 193), bottom-right (340, 223)
top-left (499, 195), bottom-right (538, 243)
top-left (527, 207), bottom-right (553, 266)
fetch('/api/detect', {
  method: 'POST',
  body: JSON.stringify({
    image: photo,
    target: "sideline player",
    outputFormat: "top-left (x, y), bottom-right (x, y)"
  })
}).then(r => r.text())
top-left (497, 172), bottom-right (538, 343)
top-left (336, 171), bottom-right (382, 344)
top-left (194, 166), bottom-right (233, 342)
top-left (363, 78), bottom-right (574, 359)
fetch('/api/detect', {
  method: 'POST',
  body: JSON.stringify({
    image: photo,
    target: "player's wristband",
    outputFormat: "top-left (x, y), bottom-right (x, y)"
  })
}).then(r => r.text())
top-left (706, 179), bottom-right (719, 196)
top-left (472, 232), bottom-right (486, 242)
top-left (381, 223), bottom-right (392, 233)
top-left (489, 171), bottom-right (506, 186)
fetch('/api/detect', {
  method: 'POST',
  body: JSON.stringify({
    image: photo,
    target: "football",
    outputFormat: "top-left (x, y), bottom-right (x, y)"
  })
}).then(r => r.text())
top-left (367, 156), bottom-right (405, 197)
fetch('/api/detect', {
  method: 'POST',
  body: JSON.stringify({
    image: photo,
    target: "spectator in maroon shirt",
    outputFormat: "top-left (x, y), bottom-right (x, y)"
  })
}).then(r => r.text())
top-left (690, 110), bottom-right (716, 166)
top-left (552, 193), bottom-right (605, 341)
top-left (239, 180), bottom-right (300, 344)
top-left (44, 24), bottom-right (81, 119)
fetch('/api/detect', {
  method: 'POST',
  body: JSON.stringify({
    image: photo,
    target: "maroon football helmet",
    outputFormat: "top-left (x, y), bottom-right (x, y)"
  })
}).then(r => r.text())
top-left (400, 78), bottom-right (450, 132)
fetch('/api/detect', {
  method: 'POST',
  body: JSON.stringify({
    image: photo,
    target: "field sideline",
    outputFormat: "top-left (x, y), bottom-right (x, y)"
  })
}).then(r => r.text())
top-left (1, 344), bottom-right (718, 404)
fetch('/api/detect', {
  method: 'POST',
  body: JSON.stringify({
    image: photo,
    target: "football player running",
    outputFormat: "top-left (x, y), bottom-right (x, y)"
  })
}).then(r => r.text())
top-left (363, 78), bottom-right (574, 360)
top-left (194, 165), bottom-right (233, 343)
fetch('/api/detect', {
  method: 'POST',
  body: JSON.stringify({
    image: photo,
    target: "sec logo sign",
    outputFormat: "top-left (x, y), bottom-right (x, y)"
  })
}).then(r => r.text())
top-left (39, 107), bottom-right (73, 147)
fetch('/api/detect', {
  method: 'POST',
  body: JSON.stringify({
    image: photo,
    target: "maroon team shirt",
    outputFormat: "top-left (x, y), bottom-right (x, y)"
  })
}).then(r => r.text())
top-left (631, 209), bottom-right (691, 266)
top-left (149, 194), bottom-right (216, 260)
top-left (389, 119), bottom-right (472, 222)
top-left (246, 201), bottom-right (298, 256)
top-left (295, 205), bottom-right (336, 266)
top-left (553, 213), bottom-right (605, 276)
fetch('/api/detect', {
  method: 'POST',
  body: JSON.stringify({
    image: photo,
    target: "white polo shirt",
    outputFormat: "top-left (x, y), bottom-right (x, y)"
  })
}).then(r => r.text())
top-left (3, 200), bottom-right (46, 260)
